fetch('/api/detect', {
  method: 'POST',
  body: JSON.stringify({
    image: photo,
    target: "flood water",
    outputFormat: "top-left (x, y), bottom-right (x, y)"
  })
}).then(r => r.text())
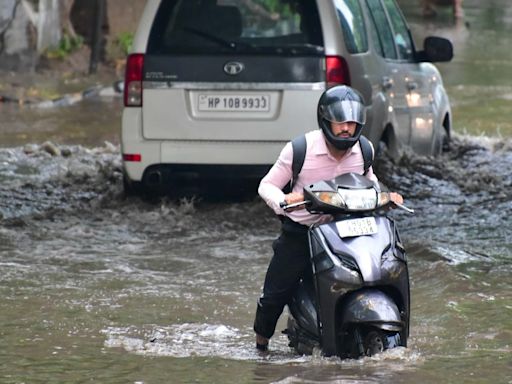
top-left (0, 1), bottom-right (511, 383)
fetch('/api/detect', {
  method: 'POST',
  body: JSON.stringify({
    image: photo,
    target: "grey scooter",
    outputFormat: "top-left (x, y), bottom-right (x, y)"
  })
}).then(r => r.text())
top-left (281, 173), bottom-right (412, 358)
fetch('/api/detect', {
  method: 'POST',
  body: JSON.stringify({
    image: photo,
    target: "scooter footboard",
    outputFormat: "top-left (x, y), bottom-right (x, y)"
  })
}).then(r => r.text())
top-left (339, 289), bottom-right (403, 331)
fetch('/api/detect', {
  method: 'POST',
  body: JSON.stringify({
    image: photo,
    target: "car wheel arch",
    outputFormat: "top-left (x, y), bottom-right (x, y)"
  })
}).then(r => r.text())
top-left (431, 111), bottom-right (451, 156)
top-left (442, 112), bottom-right (451, 151)
top-left (377, 123), bottom-right (400, 160)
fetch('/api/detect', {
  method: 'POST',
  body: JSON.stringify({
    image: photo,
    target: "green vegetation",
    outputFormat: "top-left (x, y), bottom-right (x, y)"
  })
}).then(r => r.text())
top-left (261, 0), bottom-right (294, 17)
top-left (115, 32), bottom-right (134, 56)
top-left (45, 33), bottom-right (84, 60)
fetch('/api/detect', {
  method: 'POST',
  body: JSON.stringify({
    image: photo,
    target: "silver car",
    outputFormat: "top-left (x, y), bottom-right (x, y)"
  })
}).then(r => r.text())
top-left (122, 0), bottom-right (453, 193)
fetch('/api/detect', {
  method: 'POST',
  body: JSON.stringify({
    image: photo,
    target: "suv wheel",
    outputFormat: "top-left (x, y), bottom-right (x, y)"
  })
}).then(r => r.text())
top-left (432, 126), bottom-right (449, 157)
top-left (123, 175), bottom-right (143, 197)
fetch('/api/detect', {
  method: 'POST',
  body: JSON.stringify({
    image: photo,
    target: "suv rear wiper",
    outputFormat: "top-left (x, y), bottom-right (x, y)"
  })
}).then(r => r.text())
top-left (245, 44), bottom-right (324, 55)
top-left (279, 44), bottom-right (324, 54)
top-left (183, 27), bottom-right (253, 51)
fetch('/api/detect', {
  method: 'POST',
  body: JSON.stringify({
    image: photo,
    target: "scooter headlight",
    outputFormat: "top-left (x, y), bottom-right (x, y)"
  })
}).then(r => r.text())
top-left (313, 190), bottom-right (392, 211)
top-left (337, 188), bottom-right (378, 211)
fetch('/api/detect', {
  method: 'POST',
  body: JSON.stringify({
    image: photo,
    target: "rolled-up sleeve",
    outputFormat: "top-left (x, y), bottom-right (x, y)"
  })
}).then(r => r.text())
top-left (258, 142), bottom-right (293, 215)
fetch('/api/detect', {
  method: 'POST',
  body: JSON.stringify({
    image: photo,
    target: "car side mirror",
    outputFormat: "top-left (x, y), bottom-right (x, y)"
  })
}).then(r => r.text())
top-left (416, 36), bottom-right (453, 63)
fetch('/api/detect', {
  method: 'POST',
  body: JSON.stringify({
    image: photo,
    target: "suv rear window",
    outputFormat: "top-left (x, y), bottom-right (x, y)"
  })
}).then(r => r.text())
top-left (147, 0), bottom-right (324, 55)
top-left (334, 0), bottom-right (368, 54)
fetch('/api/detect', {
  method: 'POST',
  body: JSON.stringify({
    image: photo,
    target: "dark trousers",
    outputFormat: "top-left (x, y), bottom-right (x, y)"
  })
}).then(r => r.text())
top-left (253, 219), bottom-right (310, 339)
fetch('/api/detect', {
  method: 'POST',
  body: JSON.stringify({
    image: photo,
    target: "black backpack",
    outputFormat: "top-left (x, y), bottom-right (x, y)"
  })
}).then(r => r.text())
top-left (286, 134), bottom-right (374, 192)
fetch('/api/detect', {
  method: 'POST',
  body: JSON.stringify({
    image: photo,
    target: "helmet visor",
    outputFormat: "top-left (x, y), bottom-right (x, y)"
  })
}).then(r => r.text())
top-left (319, 100), bottom-right (366, 125)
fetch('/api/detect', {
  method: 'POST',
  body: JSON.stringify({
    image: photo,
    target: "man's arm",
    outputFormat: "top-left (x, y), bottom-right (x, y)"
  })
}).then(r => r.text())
top-left (258, 142), bottom-right (294, 215)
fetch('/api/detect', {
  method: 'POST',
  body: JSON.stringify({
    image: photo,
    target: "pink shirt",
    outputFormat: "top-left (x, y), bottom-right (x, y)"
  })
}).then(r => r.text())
top-left (258, 130), bottom-right (379, 226)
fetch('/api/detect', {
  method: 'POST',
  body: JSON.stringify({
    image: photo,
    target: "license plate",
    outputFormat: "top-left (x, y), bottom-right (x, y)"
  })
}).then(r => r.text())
top-left (198, 94), bottom-right (270, 112)
top-left (336, 217), bottom-right (377, 238)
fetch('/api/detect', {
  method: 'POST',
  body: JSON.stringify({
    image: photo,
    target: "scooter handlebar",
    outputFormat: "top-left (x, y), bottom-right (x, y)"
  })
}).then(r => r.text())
top-left (279, 200), bottom-right (414, 214)
top-left (393, 202), bottom-right (415, 214)
top-left (279, 200), bottom-right (310, 211)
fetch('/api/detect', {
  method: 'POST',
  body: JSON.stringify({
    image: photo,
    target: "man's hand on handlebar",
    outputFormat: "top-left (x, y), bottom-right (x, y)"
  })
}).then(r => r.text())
top-left (389, 192), bottom-right (414, 213)
top-left (282, 192), bottom-right (305, 212)
top-left (389, 192), bottom-right (403, 206)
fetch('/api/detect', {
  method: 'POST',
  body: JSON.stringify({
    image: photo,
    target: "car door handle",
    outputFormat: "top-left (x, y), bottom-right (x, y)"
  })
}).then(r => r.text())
top-left (407, 81), bottom-right (419, 91)
top-left (382, 77), bottom-right (393, 90)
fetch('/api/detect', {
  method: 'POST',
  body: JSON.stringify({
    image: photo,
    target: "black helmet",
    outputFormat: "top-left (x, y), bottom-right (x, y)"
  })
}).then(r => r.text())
top-left (317, 85), bottom-right (366, 151)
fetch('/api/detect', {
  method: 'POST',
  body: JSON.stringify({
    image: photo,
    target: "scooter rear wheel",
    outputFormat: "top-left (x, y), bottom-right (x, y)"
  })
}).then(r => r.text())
top-left (362, 328), bottom-right (402, 357)
top-left (343, 326), bottom-right (403, 358)
top-left (363, 330), bottom-right (385, 356)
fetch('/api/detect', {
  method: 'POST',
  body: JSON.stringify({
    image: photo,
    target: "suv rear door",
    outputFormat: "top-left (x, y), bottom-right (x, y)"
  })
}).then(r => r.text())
top-left (142, 0), bottom-right (325, 143)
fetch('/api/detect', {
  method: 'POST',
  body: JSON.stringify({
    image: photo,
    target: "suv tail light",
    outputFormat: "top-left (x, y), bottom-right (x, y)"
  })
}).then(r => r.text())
top-left (326, 55), bottom-right (350, 87)
top-left (124, 54), bottom-right (144, 107)
top-left (123, 153), bottom-right (142, 162)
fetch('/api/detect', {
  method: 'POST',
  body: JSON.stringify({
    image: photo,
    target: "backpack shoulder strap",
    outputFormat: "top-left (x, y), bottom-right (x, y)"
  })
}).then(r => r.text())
top-left (289, 134), bottom-right (307, 191)
top-left (359, 135), bottom-right (374, 175)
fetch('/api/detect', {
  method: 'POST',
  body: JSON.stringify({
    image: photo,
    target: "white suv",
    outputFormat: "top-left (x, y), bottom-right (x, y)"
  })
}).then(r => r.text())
top-left (122, 0), bottom-right (453, 193)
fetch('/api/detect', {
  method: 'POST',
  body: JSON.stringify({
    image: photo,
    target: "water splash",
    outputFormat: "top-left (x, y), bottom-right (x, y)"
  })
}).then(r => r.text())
top-left (102, 323), bottom-right (423, 367)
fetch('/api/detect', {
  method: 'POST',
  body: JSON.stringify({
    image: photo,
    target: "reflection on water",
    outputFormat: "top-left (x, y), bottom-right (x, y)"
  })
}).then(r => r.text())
top-left (0, 97), bottom-right (122, 148)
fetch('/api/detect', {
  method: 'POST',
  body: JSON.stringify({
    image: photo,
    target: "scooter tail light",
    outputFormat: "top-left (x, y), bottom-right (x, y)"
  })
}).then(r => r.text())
top-left (124, 53), bottom-right (144, 107)
top-left (326, 55), bottom-right (350, 88)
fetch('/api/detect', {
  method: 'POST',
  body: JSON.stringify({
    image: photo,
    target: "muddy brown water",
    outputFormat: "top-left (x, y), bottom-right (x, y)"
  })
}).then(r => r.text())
top-left (0, 135), bottom-right (510, 384)
top-left (0, 1), bottom-right (511, 383)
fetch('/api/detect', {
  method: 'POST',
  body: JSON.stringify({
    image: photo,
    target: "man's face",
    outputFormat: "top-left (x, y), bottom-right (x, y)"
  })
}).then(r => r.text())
top-left (330, 121), bottom-right (357, 138)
